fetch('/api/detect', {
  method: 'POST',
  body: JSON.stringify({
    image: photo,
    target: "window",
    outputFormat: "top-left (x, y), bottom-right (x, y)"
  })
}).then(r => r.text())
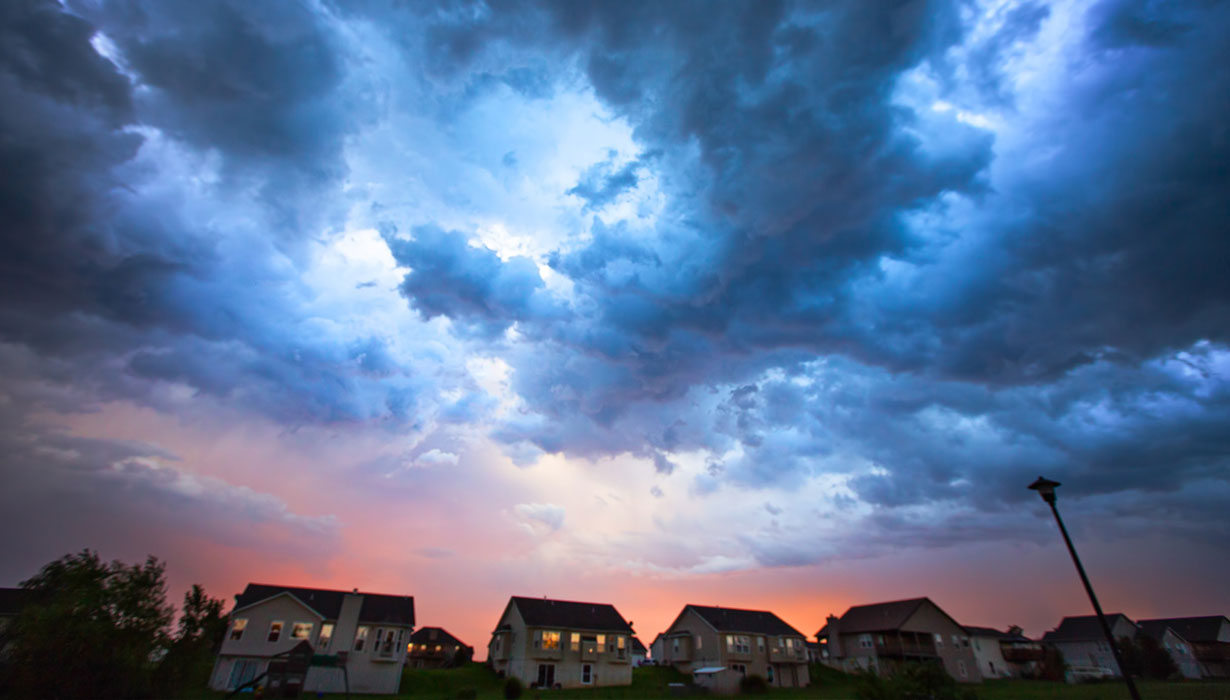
top-left (961, 637), bottom-right (970, 648)
top-left (227, 659), bottom-right (262, 690)
top-left (859, 634), bottom-right (873, 649)
top-left (875, 635), bottom-right (884, 646)
top-left (757, 636), bottom-right (765, 653)
top-left (268, 621), bottom-right (284, 643)
top-left (581, 664), bottom-right (593, 685)
top-left (934, 633), bottom-right (943, 648)
top-left (732, 663), bottom-right (747, 675)
top-left (354, 626), bottom-right (369, 652)
top-left (597, 634), bottom-right (607, 651)
top-left (536, 664), bottom-right (555, 688)
top-left (696, 635), bottom-right (703, 650)
top-left (534, 630), bottom-right (560, 650)
top-left (617, 635), bottom-right (626, 656)
top-left (951, 634), bottom-right (960, 646)
top-left (726, 635), bottom-right (750, 653)
top-left (230, 618), bottom-right (248, 641)
top-left (973, 639), bottom-right (980, 651)
top-left (571, 633), bottom-right (581, 652)
top-left (493, 637), bottom-right (501, 653)
top-left (957, 660), bottom-right (967, 678)
top-left (382, 630), bottom-right (397, 654)
top-left (673, 639), bottom-right (680, 654)
top-left (291, 622), bottom-right (313, 640)
top-left (318, 623), bottom-right (334, 650)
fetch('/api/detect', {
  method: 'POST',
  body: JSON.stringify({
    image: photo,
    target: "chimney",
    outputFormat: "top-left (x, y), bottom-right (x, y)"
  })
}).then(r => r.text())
top-left (826, 614), bottom-right (843, 658)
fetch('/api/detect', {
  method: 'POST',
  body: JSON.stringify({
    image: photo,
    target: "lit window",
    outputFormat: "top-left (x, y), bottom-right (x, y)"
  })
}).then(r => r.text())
top-left (696, 635), bottom-right (703, 650)
top-left (617, 636), bottom-right (625, 650)
top-left (597, 634), bottom-right (606, 650)
top-left (230, 619), bottom-right (248, 641)
top-left (571, 633), bottom-right (581, 652)
top-left (354, 626), bottom-right (369, 652)
top-left (291, 622), bottom-right (313, 640)
top-left (318, 623), bottom-right (334, 650)
top-left (268, 621), bottom-right (284, 643)
top-left (538, 630), bottom-right (560, 650)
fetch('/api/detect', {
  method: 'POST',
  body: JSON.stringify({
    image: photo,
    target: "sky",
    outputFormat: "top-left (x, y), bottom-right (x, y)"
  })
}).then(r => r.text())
top-left (2, 0), bottom-right (1229, 656)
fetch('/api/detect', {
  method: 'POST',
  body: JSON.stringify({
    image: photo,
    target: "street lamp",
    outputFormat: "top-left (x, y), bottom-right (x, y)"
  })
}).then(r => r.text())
top-left (1028, 476), bottom-right (1141, 700)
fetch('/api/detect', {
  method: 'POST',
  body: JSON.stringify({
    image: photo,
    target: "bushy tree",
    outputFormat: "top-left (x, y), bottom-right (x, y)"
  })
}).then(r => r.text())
top-left (1117, 636), bottom-right (1144, 678)
top-left (1137, 635), bottom-right (1179, 680)
top-left (152, 584), bottom-right (228, 696)
top-left (739, 673), bottom-right (768, 694)
top-left (502, 675), bottom-right (523, 699)
top-left (854, 662), bottom-right (978, 700)
top-left (1036, 646), bottom-right (1068, 681)
top-left (4, 550), bottom-right (175, 699)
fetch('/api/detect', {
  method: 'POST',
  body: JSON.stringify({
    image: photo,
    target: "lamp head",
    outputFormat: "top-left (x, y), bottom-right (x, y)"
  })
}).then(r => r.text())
top-left (1028, 476), bottom-right (1061, 504)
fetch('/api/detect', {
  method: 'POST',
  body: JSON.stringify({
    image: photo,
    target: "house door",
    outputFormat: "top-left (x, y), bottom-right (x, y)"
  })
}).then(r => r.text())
top-left (536, 663), bottom-right (555, 688)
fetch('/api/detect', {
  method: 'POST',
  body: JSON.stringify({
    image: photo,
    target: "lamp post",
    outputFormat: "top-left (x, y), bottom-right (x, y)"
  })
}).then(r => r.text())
top-left (1028, 476), bottom-right (1141, 700)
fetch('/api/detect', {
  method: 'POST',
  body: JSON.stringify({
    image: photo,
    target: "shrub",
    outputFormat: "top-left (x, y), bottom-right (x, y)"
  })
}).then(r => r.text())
top-left (503, 676), bottom-right (523, 699)
top-left (739, 674), bottom-right (768, 694)
top-left (456, 689), bottom-right (477, 700)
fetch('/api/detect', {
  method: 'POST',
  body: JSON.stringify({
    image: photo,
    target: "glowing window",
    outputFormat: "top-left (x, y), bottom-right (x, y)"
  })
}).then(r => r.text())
top-left (230, 618), bottom-right (248, 641)
top-left (267, 621), bottom-right (283, 643)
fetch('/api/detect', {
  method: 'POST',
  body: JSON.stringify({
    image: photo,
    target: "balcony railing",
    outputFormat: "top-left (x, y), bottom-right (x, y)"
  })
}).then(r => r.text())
top-left (876, 637), bottom-right (938, 658)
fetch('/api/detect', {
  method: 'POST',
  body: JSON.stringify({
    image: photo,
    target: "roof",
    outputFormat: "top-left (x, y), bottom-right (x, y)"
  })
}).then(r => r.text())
top-left (1135, 616), bottom-right (1230, 643)
top-left (0, 587), bottom-right (27, 616)
top-left (1041, 614), bottom-right (1133, 642)
top-left (1136, 620), bottom-right (1175, 642)
top-left (965, 626), bottom-right (1010, 639)
top-left (631, 636), bottom-right (647, 654)
top-left (509, 596), bottom-right (633, 632)
top-left (410, 626), bottom-right (468, 647)
top-left (233, 584), bottom-right (414, 626)
top-left (832, 598), bottom-right (931, 634)
top-left (685, 605), bottom-right (803, 636)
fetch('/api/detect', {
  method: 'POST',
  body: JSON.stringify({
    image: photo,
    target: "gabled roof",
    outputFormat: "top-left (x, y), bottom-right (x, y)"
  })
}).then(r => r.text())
top-left (410, 626), bottom-right (468, 647)
top-left (509, 596), bottom-right (632, 632)
top-left (0, 587), bottom-right (27, 616)
top-left (631, 636), bottom-right (647, 654)
top-left (686, 605), bottom-right (803, 636)
top-left (233, 584), bottom-right (414, 626)
top-left (830, 597), bottom-right (971, 635)
top-left (1041, 614), bottom-right (1133, 642)
top-left (965, 626), bottom-right (1010, 639)
top-left (1135, 616), bottom-right (1230, 643)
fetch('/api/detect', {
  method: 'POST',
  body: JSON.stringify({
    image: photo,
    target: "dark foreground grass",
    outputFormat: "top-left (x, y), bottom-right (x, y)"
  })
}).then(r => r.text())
top-left (191, 663), bottom-right (1230, 700)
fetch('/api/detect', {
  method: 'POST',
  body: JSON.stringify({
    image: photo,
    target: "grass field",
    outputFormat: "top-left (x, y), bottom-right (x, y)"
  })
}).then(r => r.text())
top-left (201, 663), bottom-right (1230, 700)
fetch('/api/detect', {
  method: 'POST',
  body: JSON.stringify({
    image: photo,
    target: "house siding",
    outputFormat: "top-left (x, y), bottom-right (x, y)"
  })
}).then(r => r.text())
top-left (209, 591), bottom-right (410, 695)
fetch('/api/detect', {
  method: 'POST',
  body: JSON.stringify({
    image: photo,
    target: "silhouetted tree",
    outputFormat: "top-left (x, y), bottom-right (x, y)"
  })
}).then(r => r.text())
top-left (153, 584), bottom-right (228, 696)
top-left (1117, 636), bottom-right (1145, 678)
top-left (854, 662), bottom-right (977, 700)
top-left (1137, 635), bottom-right (1180, 680)
top-left (3, 550), bottom-right (174, 699)
top-left (1036, 646), bottom-right (1068, 681)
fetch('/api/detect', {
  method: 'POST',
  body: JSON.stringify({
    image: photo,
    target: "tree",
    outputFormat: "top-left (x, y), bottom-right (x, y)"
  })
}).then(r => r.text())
top-left (1137, 635), bottom-right (1179, 680)
top-left (1036, 646), bottom-right (1068, 681)
top-left (3, 550), bottom-right (174, 699)
top-left (1117, 636), bottom-right (1144, 678)
top-left (153, 584), bottom-right (228, 696)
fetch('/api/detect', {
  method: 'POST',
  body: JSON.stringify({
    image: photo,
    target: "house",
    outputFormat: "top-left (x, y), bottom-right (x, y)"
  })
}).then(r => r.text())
top-left (486, 596), bottom-right (634, 689)
top-left (649, 632), bottom-right (665, 664)
top-left (1136, 616), bottom-right (1230, 678)
top-left (657, 604), bottom-right (810, 689)
top-left (1041, 613), bottom-right (1137, 680)
top-left (630, 636), bottom-right (648, 666)
top-left (819, 597), bottom-right (981, 683)
top-left (209, 583), bottom-right (415, 695)
top-left (804, 640), bottom-right (822, 663)
top-left (1135, 620), bottom-right (1202, 679)
top-left (407, 627), bottom-right (472, 669)
top-left (964, 625), bottom-right (1043, 679)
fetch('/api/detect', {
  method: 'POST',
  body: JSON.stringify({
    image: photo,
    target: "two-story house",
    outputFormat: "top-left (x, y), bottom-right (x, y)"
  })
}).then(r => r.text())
top-left (657, 604), bottom-right (810, 689)
top-left (1041, 613), bottom-right (1137, 680)
top-left (407, 627), bottom-right (472, 669)
top-left (630, 636), bottom-right (648, 666)
top-left (487, 596), bottom-right (634, 689)
top-left (1137, 616), bottom-right (1230, 678)
top-left (819, 597), bottom-right (981, 683)
top-left (964, 625), bottom-right (1043, 679)
top-left (209, 583), bottom-right (415, 695)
